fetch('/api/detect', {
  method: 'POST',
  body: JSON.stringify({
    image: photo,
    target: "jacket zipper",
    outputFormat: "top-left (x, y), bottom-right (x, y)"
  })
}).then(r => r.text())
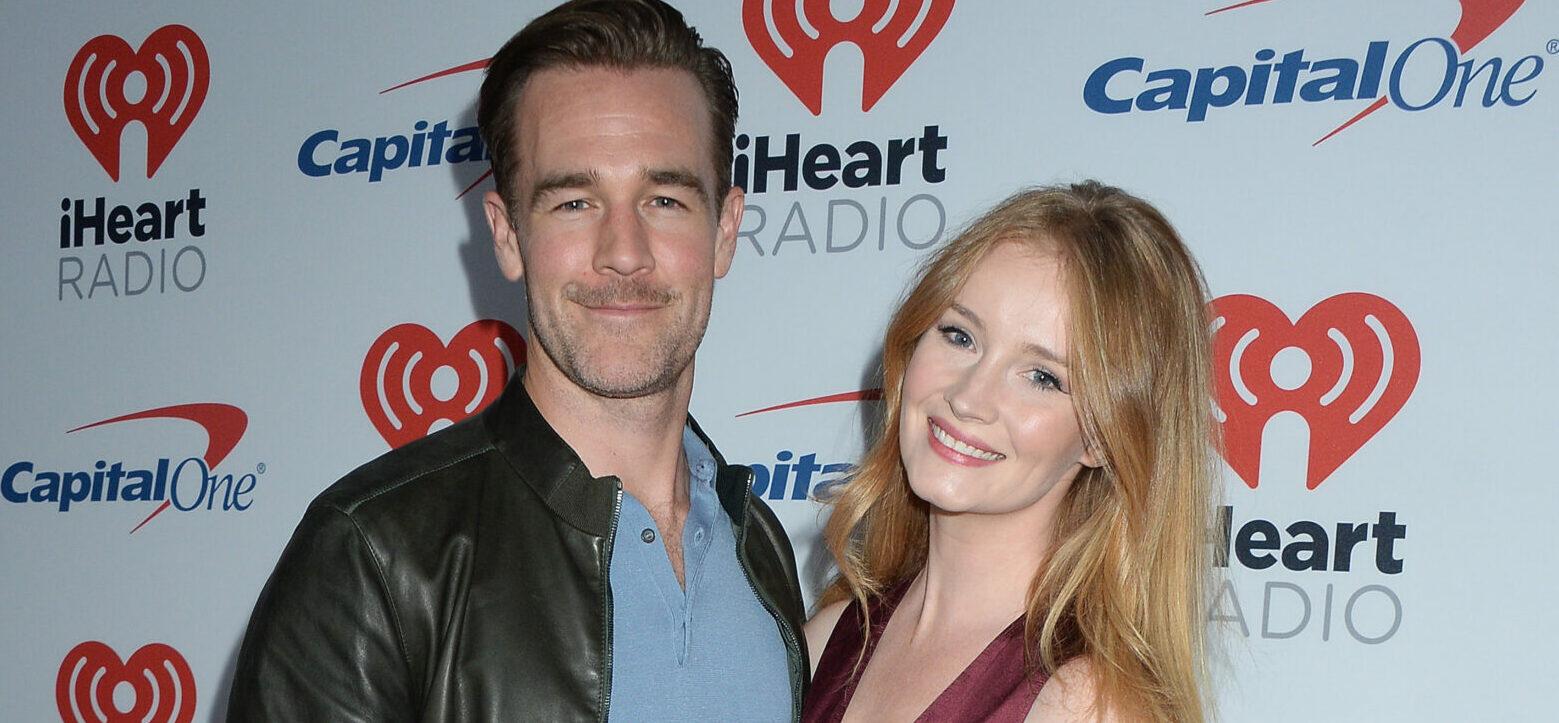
top-left (733, 470), bottom-right (804, 722)
top-left (600, 483), bottom-right (623, 722)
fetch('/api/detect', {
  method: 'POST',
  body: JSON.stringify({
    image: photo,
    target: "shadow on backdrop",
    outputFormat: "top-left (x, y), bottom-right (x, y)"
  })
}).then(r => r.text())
top-left (215, 96), bottom-right (526, 722)
top-left (206, 628), bottom-right (242, 722)
top-left (799, 346), bottom-right (887, 604)
top-left (452, 98), bottom-right (529, 332)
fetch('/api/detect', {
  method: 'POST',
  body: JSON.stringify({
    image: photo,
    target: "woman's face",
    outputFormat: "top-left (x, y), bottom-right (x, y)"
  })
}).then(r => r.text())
top-left (898, 241), bottom-right (1098, 518)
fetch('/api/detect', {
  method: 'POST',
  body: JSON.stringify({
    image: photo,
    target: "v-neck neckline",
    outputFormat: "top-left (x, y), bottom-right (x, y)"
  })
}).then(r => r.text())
top-left (840, 579), bottom-right (1031, 722)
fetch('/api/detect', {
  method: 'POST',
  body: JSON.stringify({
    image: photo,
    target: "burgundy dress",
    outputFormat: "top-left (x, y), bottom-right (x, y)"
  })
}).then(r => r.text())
top-left (802, 581), bottom-right (1048, 722)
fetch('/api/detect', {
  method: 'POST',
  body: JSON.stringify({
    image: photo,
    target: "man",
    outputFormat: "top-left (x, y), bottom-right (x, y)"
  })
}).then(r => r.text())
top-left (227, 2), bottom-right (807, 720)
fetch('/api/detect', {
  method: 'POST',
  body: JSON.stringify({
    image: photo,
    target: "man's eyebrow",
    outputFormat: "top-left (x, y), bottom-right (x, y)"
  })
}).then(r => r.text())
top-left (529, 170), bottom-right (598, 209)
top-left (948, 302), bottom-right (1067, 366)
top-left (643, 167), bottom-right (710, 206)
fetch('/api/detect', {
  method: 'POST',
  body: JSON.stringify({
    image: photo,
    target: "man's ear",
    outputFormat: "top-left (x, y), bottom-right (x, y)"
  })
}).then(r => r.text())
top-left (713, 185), bottom-right (743, 279)
top-left (484, 190), bottom-right (525, 281)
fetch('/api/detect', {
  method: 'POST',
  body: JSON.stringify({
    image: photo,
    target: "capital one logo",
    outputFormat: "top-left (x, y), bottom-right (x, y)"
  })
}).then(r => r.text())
top-left (1211, 293), bottom-right (1420, 490)
top-left (3, 403), bottom-right (251, 532)
top-left (743, 0), bottom-right (955, 114)
top-left (56, 641), bottom-right (195, 723)
top-left (361, 320), bottom-right (525, 448)
top-left (64, 25), bottom-right (209, 181)
top-left (1209, 0), bottom-right (1528, 144)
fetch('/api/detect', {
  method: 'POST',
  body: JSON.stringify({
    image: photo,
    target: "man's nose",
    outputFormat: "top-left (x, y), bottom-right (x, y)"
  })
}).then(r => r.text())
top-left (593, 202), bottom-right (654, 276)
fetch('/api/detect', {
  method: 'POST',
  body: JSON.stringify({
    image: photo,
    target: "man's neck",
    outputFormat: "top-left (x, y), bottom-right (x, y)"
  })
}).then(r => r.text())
top-left (521, 359), bottom-right (694, 512)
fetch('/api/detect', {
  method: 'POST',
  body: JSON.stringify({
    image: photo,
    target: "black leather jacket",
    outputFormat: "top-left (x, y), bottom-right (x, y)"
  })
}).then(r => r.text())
top-left (227, 378), bottom-right (808, 721)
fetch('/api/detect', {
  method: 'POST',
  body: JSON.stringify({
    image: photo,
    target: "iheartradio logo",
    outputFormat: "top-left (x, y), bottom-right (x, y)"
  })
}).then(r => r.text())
top-left (64, 25), bottom-right (209, 181)
top-left (743, 0), bottom-right (955, 114)
top-left (360, 320), bottom-right (525, 449)
top-left (56, 641), bottom-right (195, 723)
top-left (1211, 293), bottom-right (1420, 490)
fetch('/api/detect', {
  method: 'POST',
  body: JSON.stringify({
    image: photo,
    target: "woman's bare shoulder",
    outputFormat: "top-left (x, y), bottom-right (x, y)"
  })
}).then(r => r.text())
top-left (803, 599), bottom-right (851, 677)
top-left (1027, 658), bottom-right (1121, 722)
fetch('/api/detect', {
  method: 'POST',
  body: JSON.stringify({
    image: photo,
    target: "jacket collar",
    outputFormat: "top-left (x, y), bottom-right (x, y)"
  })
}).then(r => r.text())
top-left (482, 373), bottom-right (619, 537)
top-left (481, 372), bottom-right (752, 537)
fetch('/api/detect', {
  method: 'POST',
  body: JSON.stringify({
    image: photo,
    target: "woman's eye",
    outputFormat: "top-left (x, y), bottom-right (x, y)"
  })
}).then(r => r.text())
top-left (937, 325), bottom-right (973, 348)
top-left (1026, 369), bottom-right (1064, 392)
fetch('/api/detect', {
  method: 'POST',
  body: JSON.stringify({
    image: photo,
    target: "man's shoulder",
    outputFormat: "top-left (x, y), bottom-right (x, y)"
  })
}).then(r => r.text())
top-left (741, 487), bottom-right (800, 583)
top-left (738, 473), bottom-right (787, 539)
top-left (312, 413), bottom-right (501, 518)
top-left (719, 462), bottom-right (792, 559)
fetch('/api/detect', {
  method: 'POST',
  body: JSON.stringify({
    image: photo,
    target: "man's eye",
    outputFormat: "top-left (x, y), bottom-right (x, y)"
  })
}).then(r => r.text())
top-left (556, 199), bottom-right (589, 211)
top-left (650, 196), bottom-right (684, 209)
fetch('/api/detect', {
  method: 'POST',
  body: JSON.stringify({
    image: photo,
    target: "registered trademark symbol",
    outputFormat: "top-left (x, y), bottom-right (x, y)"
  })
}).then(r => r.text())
top-left (256, 462), bottom-right (267, 474)
top-left (1547, 38), bottom-right (1559, 55)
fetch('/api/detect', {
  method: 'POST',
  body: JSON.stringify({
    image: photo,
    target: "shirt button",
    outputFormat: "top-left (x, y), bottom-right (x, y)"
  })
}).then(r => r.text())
top-left (693, 528), bottom-right (704, 542)
top-left (640, 528), bottom-right (656, 544)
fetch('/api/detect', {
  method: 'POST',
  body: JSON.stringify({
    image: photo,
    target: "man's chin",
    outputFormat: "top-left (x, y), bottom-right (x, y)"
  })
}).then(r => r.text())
top-left (571, 370), bottom-right (680, 399)
top-left (561, 355), bottom-right (688, 399)
top-left (528, 319), bottom-right (700, 399)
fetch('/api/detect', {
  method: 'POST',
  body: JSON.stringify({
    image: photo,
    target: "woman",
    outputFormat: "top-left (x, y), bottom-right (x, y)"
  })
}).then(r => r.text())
top-left (802, 182), bottom-right (1217, 722)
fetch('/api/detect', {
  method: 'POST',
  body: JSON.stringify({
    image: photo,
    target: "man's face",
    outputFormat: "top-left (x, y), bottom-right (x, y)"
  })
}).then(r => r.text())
top-left (484, 66), bottom-right (742, 399)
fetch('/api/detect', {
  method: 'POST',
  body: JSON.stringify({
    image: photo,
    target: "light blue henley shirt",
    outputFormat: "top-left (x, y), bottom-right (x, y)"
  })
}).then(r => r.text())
top-left (606, 426), bottom-right (791, 721)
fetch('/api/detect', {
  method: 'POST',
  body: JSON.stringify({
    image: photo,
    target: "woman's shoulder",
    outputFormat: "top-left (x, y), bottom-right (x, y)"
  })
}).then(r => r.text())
top-left (1027, 658), bottom-right (1120, 722)
top-left (803, 599), bottom-right (851, 676)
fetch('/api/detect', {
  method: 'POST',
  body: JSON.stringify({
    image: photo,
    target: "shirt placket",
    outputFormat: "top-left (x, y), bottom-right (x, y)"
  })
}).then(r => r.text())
top-left (678, 455), bottom-right (718, 665)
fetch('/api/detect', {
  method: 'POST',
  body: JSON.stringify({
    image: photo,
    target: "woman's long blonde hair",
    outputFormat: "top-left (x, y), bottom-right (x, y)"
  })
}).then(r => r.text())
top-left (820, 181), bottom-right (1218, 722)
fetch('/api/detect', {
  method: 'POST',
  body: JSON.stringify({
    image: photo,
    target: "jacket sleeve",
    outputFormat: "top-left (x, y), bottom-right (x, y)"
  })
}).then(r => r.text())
top-left (226, 504), bottom-right (415, 722)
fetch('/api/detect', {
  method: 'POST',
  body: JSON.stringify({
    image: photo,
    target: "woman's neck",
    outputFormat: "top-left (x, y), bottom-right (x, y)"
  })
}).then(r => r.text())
top-left (907, 505), bottom-right (1058, 636)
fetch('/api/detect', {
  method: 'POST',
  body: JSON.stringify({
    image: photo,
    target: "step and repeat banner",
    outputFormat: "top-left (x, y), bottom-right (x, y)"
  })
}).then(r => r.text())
top-left (3, 1), bottom-right (1555, 720)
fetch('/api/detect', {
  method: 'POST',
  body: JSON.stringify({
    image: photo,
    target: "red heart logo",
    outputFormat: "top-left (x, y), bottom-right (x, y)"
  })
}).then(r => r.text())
top-left (63, 25), bottom-right (209, 181)
top-left (743, 0), bottom-right (956, 114)
top-left (1210, 293), bottom-right (1420, 490)
top-left (56, 641), bottom-right (195, 723)
top-left (360, 320), bottom-right (526, 449)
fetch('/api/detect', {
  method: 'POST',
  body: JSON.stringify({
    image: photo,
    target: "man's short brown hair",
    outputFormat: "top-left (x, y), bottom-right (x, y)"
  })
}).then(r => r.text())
top-left (477, 0), bottom-right (739, 212)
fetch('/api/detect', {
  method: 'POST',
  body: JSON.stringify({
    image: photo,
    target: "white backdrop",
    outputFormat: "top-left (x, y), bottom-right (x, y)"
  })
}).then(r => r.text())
top-left (3, 1), bottom-right (1556, 720)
